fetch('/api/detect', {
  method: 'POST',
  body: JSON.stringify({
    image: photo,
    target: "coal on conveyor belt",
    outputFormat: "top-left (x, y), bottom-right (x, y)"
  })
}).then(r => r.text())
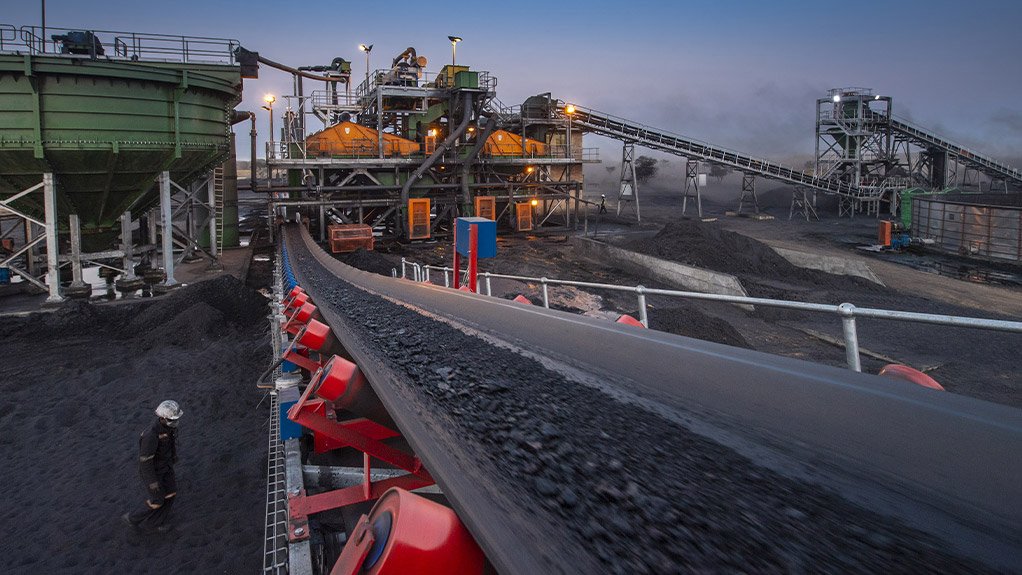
top-left (0, 276), bottom-right (269, 574)
top-left (287, 233), bottom-right (993, 574)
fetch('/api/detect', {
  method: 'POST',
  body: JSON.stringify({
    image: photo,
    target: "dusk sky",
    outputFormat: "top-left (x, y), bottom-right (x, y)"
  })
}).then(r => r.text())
top-left (7, 0), bottom-right (1022, 163)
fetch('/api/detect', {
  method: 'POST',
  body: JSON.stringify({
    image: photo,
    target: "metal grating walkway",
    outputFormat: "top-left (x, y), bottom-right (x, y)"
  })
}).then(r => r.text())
top-left (262, 391), bottom-right (289, 573)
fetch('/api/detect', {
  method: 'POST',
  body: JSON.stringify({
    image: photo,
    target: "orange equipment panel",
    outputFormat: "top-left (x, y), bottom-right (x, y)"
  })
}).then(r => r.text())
top-left (515, 202), bottom-right (533, 232)
top-left (878, 220), bottom-right (893, 247)
top-left (408, 199), bottom-right (431, 240)
top-left (474, 196), bottom-right (496, 220)
top-left (328, 224), bottom-right (374, 253)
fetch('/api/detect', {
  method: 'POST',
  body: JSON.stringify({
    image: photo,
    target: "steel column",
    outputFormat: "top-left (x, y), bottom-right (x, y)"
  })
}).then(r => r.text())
top-left (68, 214), bottom-right (86, 289)
top-left (43, 173), bottom-right (62, 302)
top-left (121, 211), bottom-right (138, 281)
top-left (159, 171), bottom-right (177, 287)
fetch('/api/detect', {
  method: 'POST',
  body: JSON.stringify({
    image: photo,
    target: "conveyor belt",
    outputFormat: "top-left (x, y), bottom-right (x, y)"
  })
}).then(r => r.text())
top-left (882, 112), bottom-right (1022, 186)
top-left (283, 224), bottom-right (1021, 573)
top-left (560, 104), bottom-right (868, 197)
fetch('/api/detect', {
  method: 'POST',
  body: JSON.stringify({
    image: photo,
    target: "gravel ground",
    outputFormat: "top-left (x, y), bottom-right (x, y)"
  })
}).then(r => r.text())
top-left (0, 276), bottom-right (269, 574)
top-left (288, 226), bottom-right (994, 574)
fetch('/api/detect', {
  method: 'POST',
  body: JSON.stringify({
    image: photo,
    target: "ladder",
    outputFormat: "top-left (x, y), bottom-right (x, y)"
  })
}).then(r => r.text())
top-left (213, 166), bottom-right (226, 254)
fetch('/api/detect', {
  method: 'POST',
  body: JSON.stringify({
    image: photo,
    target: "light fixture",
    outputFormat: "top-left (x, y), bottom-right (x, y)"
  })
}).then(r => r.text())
top-left (832, 94), bottom-right (841, 103)
top-left (358, 44), bottom-right (373, 86)
top-left (428, 128), bottom-right (437, 137)
top-left (449, 35), bottom-right (462, 66)
top-left (874, 95), bottom-right (881, 100)
top-left (263, 94), bottom-right (276, 105)
top-left (467, 126), bottom-right (475, 133)
top-left (565, 104), bottom-right (576, 115)
top-left (530, 198), bottom-right (539, 207)
top-left (526, 166), bottom-right (535, 173)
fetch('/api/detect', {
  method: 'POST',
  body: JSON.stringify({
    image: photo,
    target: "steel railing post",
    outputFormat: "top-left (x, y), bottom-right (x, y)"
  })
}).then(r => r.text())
top-left (485, 272), bottom-right (492, 296)
top-left (444, 268), bottom-right (450, 288)
top-left (839, 303), bottom-right (862, 372)
top-left (541, 277), bottom-right (549, 308)
top-left (401, 258), bottom-right (406, 279)
top-left (636, 285), bottom-right (649, 327)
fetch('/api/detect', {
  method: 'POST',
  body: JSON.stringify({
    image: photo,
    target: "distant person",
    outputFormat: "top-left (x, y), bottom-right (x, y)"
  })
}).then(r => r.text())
top-left (599, 194), bottom-right (608, 214)
top-left (123, 400), bottom-right (182, 533)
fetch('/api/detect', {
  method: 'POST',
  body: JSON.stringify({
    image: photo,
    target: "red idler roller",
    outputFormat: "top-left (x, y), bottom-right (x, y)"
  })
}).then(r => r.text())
top-left (294, 302), bottom-right (317, 323)
top-left (512, 294), bottom-right (532, 305)
top-left (315, 355), bottom-right (394, 425)
top-left (879, 364), bottom-right (945, 391)
top-left (613, 314), bottom-right (645, 328)
top-left (283, 287), bottom-right (306, 310)
top-left (286, 291), bottom-right (311, 311)
top-left (285, 302), bottom-right (319, 335)
top-left (331, 488), bottom-right (486, 575)
top-left (283, 319), bottom-right (335, 372)
top-left (297, 319), bottom-right (331, 351)
top-left (284, 285), bottom-right (305, 303)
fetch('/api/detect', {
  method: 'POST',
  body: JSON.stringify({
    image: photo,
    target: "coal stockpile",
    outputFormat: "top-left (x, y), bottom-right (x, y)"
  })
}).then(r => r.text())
top-left (648, 304), bottom-right (751, 348)
top-left (337, 248), bottom-right (398, 277)
top-left (286, 231), bottom-right (991, 574)
top-left (0, 276), bottom-right (269, 574)
top-left (628, 220), bottom-right (882, 299)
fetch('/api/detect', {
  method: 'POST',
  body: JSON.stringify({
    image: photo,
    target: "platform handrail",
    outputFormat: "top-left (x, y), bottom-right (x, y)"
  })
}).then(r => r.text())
top-left (401, 259), bottom-right (1022, 373)
top-left (1, 24), bottom-right (239, 64)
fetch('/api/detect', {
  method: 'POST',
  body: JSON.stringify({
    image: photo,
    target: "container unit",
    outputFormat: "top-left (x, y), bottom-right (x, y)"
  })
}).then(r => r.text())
top-left (911, 194), bottom-right (1022, 262)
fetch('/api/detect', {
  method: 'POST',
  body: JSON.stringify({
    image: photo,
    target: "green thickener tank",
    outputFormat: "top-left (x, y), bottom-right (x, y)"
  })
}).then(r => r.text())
top-left (0, 51), bottom-right (242, 250)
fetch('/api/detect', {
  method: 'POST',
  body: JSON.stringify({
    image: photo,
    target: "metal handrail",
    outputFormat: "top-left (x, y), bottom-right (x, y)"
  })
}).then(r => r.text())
top-left (1, 24), bottom-right (238, 64)
top-left (355, 68), bottom-right (497, 101)
top-left (400, 258), bottom-right (1022, 373)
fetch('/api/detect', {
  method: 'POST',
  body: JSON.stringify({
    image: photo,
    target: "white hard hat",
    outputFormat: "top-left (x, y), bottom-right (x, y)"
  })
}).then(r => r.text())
top-left (155, 400), bottom-right (183, 420)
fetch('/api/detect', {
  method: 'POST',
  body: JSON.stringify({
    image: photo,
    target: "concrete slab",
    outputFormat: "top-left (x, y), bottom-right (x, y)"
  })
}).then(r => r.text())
top-left (770, 246), bottom-right (885, 286)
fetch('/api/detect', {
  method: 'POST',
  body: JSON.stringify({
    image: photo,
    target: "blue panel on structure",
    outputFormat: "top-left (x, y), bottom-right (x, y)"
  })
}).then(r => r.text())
top-left (455, 217), bottom-right (497, 259)
top-left (278, 386), bottom-right (303, 441)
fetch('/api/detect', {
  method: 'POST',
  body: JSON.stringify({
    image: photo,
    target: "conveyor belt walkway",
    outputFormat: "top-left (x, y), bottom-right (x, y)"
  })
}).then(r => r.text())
top-left (559, 104), bottom-right (872, 198)
top-left (876, 112), bottom-right (1022, 186)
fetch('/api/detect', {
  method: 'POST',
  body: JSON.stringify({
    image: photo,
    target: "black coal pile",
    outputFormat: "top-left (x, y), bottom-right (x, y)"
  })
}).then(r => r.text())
top-left (628, 220), bottom-right (881, 299)
top-left (648, 304), bottom-right (751, 348)
top-left (0, 276), bottom-right (269, 574)
top-left (338, 248), bottom-right (398, 277)
top-left (287, 229), bottom-right (992, 574)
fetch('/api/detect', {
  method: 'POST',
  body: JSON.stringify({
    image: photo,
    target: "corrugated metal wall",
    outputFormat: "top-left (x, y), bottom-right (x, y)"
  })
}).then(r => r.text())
top-left (912, 197), bottom-right (1022, 262)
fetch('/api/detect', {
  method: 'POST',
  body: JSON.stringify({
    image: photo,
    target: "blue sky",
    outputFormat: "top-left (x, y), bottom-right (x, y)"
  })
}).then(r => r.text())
top-left (7, 0), bottom-right (1022, 162)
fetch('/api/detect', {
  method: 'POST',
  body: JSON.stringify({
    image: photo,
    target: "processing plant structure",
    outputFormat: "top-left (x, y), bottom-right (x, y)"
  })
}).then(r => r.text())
top-left (245, 45), bottom-right (589, 244)
top-left (1, 21), bottom-right (1021, 575)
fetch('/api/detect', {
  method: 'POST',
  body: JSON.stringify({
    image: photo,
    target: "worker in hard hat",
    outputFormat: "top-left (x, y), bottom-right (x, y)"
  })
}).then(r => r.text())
top-left (123, 400), bottom-right (182, 532)
top-left (599, 195), bottom-right (608, 214)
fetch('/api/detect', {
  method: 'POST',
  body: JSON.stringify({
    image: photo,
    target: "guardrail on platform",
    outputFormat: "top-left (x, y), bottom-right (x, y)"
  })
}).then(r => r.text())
top-left (399, 259), bottom-right (1022, 373)
top-left (1, 24), bottom-right (239, 65)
